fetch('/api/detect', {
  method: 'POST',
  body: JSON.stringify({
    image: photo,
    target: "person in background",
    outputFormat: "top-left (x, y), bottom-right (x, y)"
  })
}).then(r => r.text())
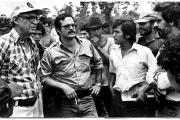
top-left (136, 14), bottom-right (164, 56)
top-left (109, 17), bottom-right (156, 117)
top-left (157, 35), bottom-right (180, 93)
top-left (40, 13), bottom-right (103, 117)
top-left (30, 22), bottom-right (45, 59)
top-left (87, 15), bottom-right (114, 117)
top-left (39, 16), bottom-right (56, 49)
top-left (0, 2), bottom-right (44, 117)
top-left (79, 23), bottom-right (89, 39)
top-left (147, 2), bottom-right (180, 117)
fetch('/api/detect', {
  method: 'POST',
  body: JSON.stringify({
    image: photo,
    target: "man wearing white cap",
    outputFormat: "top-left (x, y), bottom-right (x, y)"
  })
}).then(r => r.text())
top-left (136, 14), bottom-right (164, 56)
top-left (0, 2), bottom-right (44, 117)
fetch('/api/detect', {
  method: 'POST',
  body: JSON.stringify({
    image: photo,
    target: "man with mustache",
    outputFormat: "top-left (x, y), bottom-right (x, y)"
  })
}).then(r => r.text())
top-left (40, 13), bottom-right (103, 117)
top-left (136, 14), bottom-right (164, 56)
top-left (147, 2), bottom-right (180, 117)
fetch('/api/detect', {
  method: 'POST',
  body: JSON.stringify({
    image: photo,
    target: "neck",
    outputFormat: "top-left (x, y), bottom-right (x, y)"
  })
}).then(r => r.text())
top-left (143, 30), bottom-right (155, 42)
top-left (14, 26), bottom-right (29, 39)
top-left (120, 41), bottom-right (132, 51)
top-left (60, 36), bottom-right (76, 48)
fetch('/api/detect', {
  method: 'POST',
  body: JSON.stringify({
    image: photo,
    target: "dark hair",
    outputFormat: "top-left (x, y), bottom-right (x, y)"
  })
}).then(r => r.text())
top-left (39, 16), bottom-right (53, 27)
top-left (113, 18), bottom-right (136, 44)
top-left (35, 22), bottom-right (46, 36)
top-left (112, 16), bottom-right (132, 29)
top-left (157, 34), bottom-right (180, 84)
top-left (161, 5), bottom-right (180, 28)
top-left (154, 2), bottom-right (175, 12)
top-left (54, 13), bottom-right (74, 31)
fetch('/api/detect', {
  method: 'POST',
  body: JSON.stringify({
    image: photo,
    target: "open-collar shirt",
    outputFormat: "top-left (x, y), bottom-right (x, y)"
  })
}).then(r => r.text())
top-left (109, 43), bottom-right (155, 93)
top-left (0, 28), bottom-right (40, 100)
top-left (40, 37), bottom-right (103, 90)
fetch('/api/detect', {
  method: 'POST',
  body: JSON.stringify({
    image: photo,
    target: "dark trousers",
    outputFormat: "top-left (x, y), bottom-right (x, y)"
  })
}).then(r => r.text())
top-left (110, 90), bottom-right (150, 117)
top-left (93, 86), bottom-right (112, 117)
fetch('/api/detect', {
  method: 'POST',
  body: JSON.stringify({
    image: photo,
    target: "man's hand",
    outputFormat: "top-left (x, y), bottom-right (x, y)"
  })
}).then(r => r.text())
top-left (62, 84), bottom-right (77, 99)
top-left (90, 84), bottom-right (101, 96)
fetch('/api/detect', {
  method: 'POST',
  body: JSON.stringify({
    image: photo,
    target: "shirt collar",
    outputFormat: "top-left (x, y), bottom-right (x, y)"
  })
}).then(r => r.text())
top-left (10, 28), bottom-right (36, 45)
top-left (127, 43), bottom-right (139, 54)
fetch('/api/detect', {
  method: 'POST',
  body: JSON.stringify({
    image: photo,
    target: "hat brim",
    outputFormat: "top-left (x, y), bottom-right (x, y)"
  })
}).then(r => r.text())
top-left (87, 22), bottom-right (107, 29)
top-left (20, 9), bottom-right (44, 16)
top-left (135, 19), bottom-right (150, 23)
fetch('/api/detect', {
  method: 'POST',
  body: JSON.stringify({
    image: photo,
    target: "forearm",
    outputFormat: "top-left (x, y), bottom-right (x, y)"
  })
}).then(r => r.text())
top-left (43, 77), bottom-right (67, 91)
top-left (94, 69), bottom-right (102, 85)
top-left (110, 73), bottom-right (116, 89)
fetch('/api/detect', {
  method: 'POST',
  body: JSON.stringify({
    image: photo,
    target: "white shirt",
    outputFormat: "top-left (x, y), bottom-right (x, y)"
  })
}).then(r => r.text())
top-left (109, 43), bottom-right (156, 101)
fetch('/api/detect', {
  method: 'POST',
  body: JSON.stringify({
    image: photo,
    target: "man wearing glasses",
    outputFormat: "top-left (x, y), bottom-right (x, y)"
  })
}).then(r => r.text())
top-left (0, 2), bottom-right (44, 117)
top-left (40, 13), bottom-right (103, 117)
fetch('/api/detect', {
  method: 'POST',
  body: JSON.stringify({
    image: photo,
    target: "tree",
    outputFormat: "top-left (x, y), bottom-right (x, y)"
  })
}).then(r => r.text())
top-left (98, 2), bottom-right (114, 33)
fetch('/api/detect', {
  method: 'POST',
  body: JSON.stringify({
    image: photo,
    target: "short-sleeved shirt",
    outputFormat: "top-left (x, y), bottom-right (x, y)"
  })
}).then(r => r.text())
top-left (40, 36), bottom-right (103, 90)
top-left (0, 28), bottom-right (40, 100)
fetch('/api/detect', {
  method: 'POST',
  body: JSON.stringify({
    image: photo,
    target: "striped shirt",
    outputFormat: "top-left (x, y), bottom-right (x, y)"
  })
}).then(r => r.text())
top-left (0, 28), bottom-right (40, 100)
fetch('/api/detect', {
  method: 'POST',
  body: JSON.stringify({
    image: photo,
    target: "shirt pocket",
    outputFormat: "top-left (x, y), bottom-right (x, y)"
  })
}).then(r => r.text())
top-left (9, 55), bottom-right (24, 75)
top-left (78, 53), bottom-right (92, 72)
top-left (54, 56), bottom-right (71, 73)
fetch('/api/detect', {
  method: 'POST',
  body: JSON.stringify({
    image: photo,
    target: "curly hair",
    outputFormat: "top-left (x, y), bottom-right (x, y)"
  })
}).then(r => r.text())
top-left (54, 13), bottom-right (74, 31)
top-left (157, 34), bottom-right (180, 84)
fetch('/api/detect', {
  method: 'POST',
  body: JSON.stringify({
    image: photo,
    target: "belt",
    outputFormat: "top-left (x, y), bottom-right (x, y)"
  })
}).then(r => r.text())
top-left (13, 97), bottom-right (37, 107)
top-left (75, 89), bottom-right (91, 98)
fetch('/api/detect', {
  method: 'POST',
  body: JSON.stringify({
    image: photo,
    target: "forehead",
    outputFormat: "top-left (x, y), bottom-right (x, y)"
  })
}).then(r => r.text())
top-left (61, 17), bottom-right (74, 25)
top-left (155, 12), bottom-right (162, 19)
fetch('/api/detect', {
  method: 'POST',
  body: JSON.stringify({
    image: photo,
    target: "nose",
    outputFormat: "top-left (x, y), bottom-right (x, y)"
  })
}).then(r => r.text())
top-left (153, 21), bottom-right (158, 29)
top-left (113, 32), bottom-right (116, 38)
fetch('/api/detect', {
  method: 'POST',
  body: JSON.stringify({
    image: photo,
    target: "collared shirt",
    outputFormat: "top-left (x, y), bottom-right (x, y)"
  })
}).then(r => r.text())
top-left (138, 33), bottom-right (164, 56)
top-left (40, 36), bottom-right (103, 90)
top-left (0, 28), bottom-right (40, 100)
top-left (109, 43), bottom-right (156, 93)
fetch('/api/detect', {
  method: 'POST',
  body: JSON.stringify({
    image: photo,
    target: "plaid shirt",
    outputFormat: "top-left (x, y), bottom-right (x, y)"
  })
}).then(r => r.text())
top-left (0, 28), bottom-right (40, 100)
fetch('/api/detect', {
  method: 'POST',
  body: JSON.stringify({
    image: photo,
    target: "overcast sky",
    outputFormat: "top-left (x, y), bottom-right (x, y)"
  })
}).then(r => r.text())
top-left (0, 0), bottom-right (171, 17)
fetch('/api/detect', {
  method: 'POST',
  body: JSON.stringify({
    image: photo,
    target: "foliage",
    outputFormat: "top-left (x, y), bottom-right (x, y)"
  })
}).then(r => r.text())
top-left (0, 17), bottom-right (12, 36)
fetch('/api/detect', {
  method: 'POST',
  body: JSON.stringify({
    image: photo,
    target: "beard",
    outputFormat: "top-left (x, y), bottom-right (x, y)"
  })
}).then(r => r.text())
top-left (139, 28), bottom-right (152, 36)
top-left (155, 26), bottom-right (170, 39)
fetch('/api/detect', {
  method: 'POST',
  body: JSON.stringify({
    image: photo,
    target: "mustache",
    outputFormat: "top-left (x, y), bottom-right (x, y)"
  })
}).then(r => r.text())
top-left (68, 30), bottom-right (75, 34)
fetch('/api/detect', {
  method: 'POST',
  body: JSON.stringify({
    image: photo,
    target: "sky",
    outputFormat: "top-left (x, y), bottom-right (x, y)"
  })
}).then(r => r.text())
top-left (0, 0), bottom-right (175, 17)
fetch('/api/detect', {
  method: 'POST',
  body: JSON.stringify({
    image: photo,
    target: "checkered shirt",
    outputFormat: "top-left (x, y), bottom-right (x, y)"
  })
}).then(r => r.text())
top-left (0, 29), bottom-right (40, 100)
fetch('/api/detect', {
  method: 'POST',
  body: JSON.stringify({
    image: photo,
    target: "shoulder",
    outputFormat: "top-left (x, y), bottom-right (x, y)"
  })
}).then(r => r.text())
top-left (77, 36), bottom-right (92, 46)
top-left (134, 43), bottom-right (152, 53)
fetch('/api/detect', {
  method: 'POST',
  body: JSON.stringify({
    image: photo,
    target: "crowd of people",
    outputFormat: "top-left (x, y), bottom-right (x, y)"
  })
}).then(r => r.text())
top-left (1, 1), bottom-right (180, 118)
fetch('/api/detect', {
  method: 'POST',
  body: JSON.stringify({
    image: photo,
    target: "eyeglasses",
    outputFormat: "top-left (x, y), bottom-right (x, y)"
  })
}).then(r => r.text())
top-left (61, 24), bottom-right (77, 29)
top-left (20, 15), bottom-right (40, 23)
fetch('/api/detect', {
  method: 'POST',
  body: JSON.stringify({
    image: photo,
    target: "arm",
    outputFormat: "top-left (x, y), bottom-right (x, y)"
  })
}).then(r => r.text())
top-left (110, 73), bottom-right (116, 96)
top-left (89, 43), bottom-right (103, 95)
top-left (40, 50), bottom-right (77, 99)
top-left (109, 53), bottom-right (116, 96)
top-left (136, 49), bottom-right (156, 101)
top-left (90, 36), bottom-right (109, 64)
top-left (146, 49), bottom-right (171, 90)
top-left (90, 69), bottom-right (102, 95)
